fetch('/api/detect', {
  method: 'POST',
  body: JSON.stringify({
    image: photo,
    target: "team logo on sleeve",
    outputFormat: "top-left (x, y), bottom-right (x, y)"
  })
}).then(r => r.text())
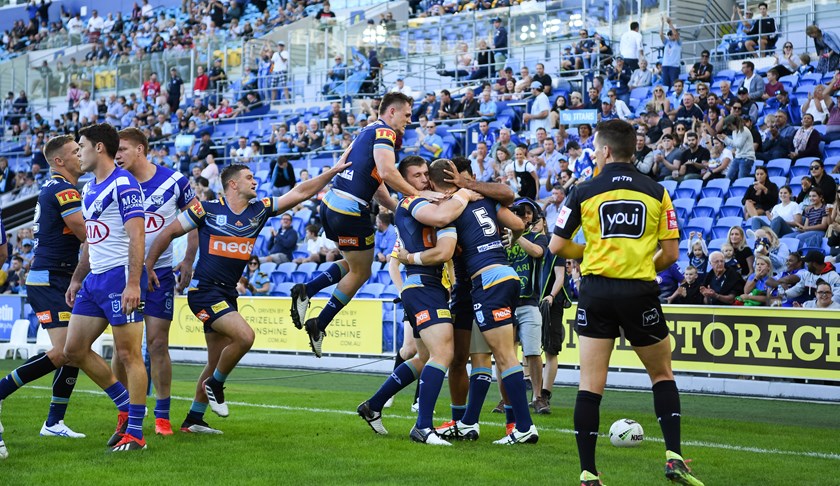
top-left (599, 200), bottom-right (646, 239)
top-left (189, 200), bottom-right (206, 217)
top-left (375, 128), bottom-right (397, 144)
top-left (556, 206), bottom-right (572, 229)
top-left (666, 209), bottom-right (678, 230)
top-left (262, 197), bottom-right (272, 208)
top-left (56, 189), bottom-right (81, 205)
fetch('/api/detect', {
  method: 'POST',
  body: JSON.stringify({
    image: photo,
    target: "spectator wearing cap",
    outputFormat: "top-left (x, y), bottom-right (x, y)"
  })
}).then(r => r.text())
top-left (524, 81), bottom-right (551, 141)
top-left (739, 61), bottom-right (764, 101)
top-left (414, 91), bottom-right (439, 121)
top-left (574, 29), bottom-right (597, 70)
top-left (271, 41), bottom-right (291, 101)
top-left (437, 89), bottom-right (461, 120)
top-left (390, 77), bottom-right (413, 97)
top-left (19, 238), bottom-right (35, 268)
top-left (492, 17), bottom-right (507, 71)
top-left (736, 86), bottom-right (759, 122)
top-left (606, 56), bottom-right (632, 105)
top-left (688, 51), bottom-right (713, 85)
top-left (774, 88), bottom-right (801, 125)
top-left (560, 44), bottom-right (576, 73)
top-left (659, 16), bottom-right (682, 87)
top-left (322, 54), bottom-right (348, 96)
top-left (783, 250), bottom-right (840, 305)
top-left (619, 21), bottom-right (644, 71)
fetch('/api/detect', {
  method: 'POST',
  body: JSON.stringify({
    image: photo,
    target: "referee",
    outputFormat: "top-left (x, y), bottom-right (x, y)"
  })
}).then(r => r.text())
top-left (548, 120), bottom-right (703, 486)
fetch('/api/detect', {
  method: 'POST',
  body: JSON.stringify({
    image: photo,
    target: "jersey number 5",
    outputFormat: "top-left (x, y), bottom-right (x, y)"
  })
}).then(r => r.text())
top-left (472, 207), bottom-right (497, 237)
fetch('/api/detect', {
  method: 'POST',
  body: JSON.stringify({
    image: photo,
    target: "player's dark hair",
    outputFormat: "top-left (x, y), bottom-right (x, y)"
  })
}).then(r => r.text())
top-left (398, 155), bottom-right (428, 178)
top-left (43, 134), bottom-right (75, 162)
top-left (220, 163), bottom-right (250, 190)
top-left (379, 92), bottom-right (413, 116)
top-left (428, 159), bottom-right (455, 191)
top-left (595, 119), bottom-right (636, 161)
top-left (118, 127), bottom-right (149, 155)
top-left (630, 21), bottom-right (639, 30)
top-left (79, 123), bottom-right (120, 159)
top-left (451, 156), bottom-right (473, 175)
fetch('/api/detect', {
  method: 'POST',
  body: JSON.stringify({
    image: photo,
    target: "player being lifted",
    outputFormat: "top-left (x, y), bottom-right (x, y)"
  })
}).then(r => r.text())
top-left (290, 92), bottom-right (443, 357)
top-left (0, 136), bottom-right (87, 459)
top-left (63, 123), bottom-right (150, 452)
top-left (405, 159), bottom-right (538, 444)
top-left (147, 159), bottom-right (350, 434)
top-left (111, 128), bottom-right (198, 436)
top-left (356, 156), bottom-right (480, 445)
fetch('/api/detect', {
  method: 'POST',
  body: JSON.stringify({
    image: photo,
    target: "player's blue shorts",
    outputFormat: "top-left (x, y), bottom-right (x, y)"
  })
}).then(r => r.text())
top-left (449, 282), bottom-right (474, 332)
top-left (319, 191), bottom-right (375, 251)
top-left (145, 267), bottom-right (176, 320)
top-left (401, 274), bottom-right (452, 338)
top-left (72, 266), bottom-right (148, 326)
top-left (471, 265), bottom-right (520, 332)
top-left (26, 270), bottom-right (73, 329)
top-left (186, 281), bottom-right (238, 333)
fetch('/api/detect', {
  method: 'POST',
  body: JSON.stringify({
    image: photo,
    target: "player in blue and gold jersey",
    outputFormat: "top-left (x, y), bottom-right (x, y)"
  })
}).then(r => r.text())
top-left (146, 160), bottom-right (348, 434)
top-left (290, 93), bottom-right (445, 358)
top-left (409, 158), bottom-right (539, 445)
top-left (0, 136), bottom-right (87, 458)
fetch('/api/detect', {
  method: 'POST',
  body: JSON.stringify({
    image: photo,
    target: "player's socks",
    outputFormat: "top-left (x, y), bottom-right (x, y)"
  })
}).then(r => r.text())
top-left (155, 397), bottom-right (171, 421)
top-left (47, 366), bottom-right (79, 426)
top-left (0, 352), bottom-right (57, 400)
top-left (211, 369), bottom-right (228, 384)
top-left (415, 362), bottom-right (447, 429)
top-left (368, 361), bottom-right (418, 412)
top-left (316, 289), bottom-right (352, 331)
top-left (501, 366), bottom-right (533, 432)
top-left (104, 382), bottom-right (130, 413)
top-left (504, 405), bottom-right (515, 426)
top-left (413, 379), bottom-right (420, 405)
top-left (451, 405), bottom-right (466, 422)
top-left (460, 367), bottom-right (492, 425)
top-left (574, 390), bottom-right (602, 475)
top-left (653, 380), bottom-right (682, 456)
top-left (127, 404), bottom-right (146, 440)
top-left (187, 401), bottom-right (208, 422)
top-left (305, 263), bottom-right (347, 298)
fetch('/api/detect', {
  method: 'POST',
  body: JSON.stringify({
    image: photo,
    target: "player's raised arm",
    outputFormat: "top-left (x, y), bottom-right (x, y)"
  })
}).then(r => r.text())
top-left (275, 157), bottom-right (351, 213)
top-left (397, 227), bottom-right (458, 266)
top-left (373, 183), bottom-right (398, 213)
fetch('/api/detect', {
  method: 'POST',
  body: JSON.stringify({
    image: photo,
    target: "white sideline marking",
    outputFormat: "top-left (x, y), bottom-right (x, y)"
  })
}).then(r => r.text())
top-left (27, 386), bottom-right (840, 461)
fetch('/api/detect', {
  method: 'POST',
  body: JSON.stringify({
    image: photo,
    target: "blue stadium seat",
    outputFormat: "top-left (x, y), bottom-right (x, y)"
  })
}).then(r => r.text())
top-left (316, 284), bottom-right (337, 298)
top-left (682, 217), bottom-right (713, 240)
top-left (368, 261), bottom-right (382, 283)
top-left (672, 198), bottom-right (694, 222)
top-left (292, 250), bottom-right (309, 261)
top-left (765, 158), bottom-right (791, 177)
top-left (675, 179), bottom-right (703, 200)
top-left (376, 269), bottom-right (393, 285)
top-left (291, 262), bottom-right (317, 283)
top-left (260, 262), bottom-right (277, 275)
top-left (708, 238), bottom-right (727, 253)
top-left (317, 262), bottom-right (333, 272)
top-left (720, 196), bottom-right (744, 217)
top-left (691, 197), bottom-right (722, 218)
top-left (825, 141), bottom-right (840, 158)
top-left (357, 283), bottom-right (384, 299)
top-left (270, 271), bottom-right (288, 287)
top-left (712, 69), bottom-right (736, 83)
top-left (769, 176), bottom-right (788, 189)
top-left (659, 180), bottom-right (677, 197)
top-left (380, 284), bottom-right (399, 301)
top-left (728, 177), bottom-right (754, 198)
top-left (780, 237), bottom-right (800, 252)
top-left (713, 216), bottom-right (744, 239)
top-left (271, 282), bottom-right (295, 296)
top-left (700, 178), bottom-right (730, 199)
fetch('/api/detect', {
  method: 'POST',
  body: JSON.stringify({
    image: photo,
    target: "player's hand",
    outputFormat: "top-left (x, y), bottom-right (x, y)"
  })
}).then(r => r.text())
top-left (542, 295), bottom-right (554, 306)
top-left (442, 160), bottom-right (467, 187)
top-left (419, 190), bottom-right (445, 202)
top-left (146, 264), bottom-right (160, 291)
top-left (464, 188), bottom-right (483, 202)
top-left (65, 280), bottom-right (82, 308)
top-left (122, 283), bottom-right (141, 315)
top-left (396, 247), bottom-right (410, 265)
top-left (174, 259), bottom-right (194, 293)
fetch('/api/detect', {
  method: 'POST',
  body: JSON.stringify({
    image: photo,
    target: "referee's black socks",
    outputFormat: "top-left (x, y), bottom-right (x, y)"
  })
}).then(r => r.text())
top-left (574, 390), bottom-right (602, 474)
top-left (653, 380), bottom-right (682, 456)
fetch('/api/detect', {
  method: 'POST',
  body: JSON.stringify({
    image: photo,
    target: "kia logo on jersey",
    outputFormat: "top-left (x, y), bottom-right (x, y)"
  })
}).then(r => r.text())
top-left (145, 212), bottom-right (165, 233)
top-left (599, 200), bottom-right (646, 239)
top-left (208, 235), bottom-right (256, 260)
top-left (85, 220), bottom-right (110, 244)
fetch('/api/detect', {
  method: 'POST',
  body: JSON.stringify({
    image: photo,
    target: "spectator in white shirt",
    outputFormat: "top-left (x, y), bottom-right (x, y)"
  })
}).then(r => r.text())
top-left (230, 136), bottom-right (254, 163)
top-left (390, 77), bottom-right (413, 97)
top-left (67, 13), bottom-right (84, 36)
top-left (86, 10), bottom-right (105, 34)
top-left (523, 81), bottom-right (551, 142)
top-left (619, 21), bottom-right (644, 70)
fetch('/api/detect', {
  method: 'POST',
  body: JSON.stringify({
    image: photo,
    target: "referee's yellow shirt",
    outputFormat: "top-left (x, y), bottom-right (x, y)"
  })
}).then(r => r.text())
top-left (552, 163), bottom-right (680, 281)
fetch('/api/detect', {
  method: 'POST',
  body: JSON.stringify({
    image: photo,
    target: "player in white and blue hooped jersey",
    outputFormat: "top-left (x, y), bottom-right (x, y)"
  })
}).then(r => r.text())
top-left (62, 123), bottom-right (150, 453)
top-left (112, 128), bottom-right (198, 437)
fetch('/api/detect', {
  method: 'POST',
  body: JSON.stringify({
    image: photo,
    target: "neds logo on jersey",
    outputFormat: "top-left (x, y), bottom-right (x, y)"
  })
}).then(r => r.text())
top-left (599, 200), bottom-right (646, 239)
top-left (208, 235), bottom-right (256, 260)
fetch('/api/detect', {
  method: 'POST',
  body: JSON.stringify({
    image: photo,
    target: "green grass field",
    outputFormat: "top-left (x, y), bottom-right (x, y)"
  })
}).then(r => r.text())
top-left (0, 360), bottom-right (837, 485)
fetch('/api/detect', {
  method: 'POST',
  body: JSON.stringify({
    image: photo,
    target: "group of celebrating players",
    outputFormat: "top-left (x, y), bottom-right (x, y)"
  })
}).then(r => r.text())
top-left (0, 92), bottom-right (702, 485)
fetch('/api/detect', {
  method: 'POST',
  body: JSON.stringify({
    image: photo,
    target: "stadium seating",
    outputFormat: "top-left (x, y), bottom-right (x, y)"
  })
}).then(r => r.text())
top-left (713, 216), bottom-right (745, 239)
top-left (357, 283), bottom-right (384, 299)
top-left (682, 217), bottom-right (713, 240)
top-left (675, 179), bottom-right (703, 200)
top-left (700, 178), bottom-right (730, 199)
top-left (691, 197), bottom-right (722, 219)
top-left (765, 159), bottom-right (791, 178)
top-left (291, 262), bottom-right (318, 283)
top-left (672, 198), bottom-right (694, 222)
top-left (720, 196), bottom-right (744, 218)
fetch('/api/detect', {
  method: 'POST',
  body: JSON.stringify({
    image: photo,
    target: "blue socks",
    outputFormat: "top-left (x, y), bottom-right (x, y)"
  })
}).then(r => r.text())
top-left (317, 289), bottom-right (352, 331)
top-left (416, 361), bottom-right (447, 429)
top-left (305, 263), bottom-right (347, 298)
top-left (0, 352), bottom-right (57, 400)
top-left (188, 401), bottom-right (208, 421)
top-left (504, 405), bottom-right (515, 426)
top-left (368, 361), bottom-right (419, 412)
top-left (461, 367), bottom-right (492, 425)
top-left (155, 397), bottom-right (171, 420)
top-left (451, 404), bottom-right (466, 422)
top-left (127, 404), bottom-right (146, 440)
top-left (501, 365), bottom-right (533, 432)
top-left (47, 365), bottom-right (80, 426)
top-left (213, 369), bottom-right (229, 383)
top-left (104, 381), bottom-right (130, 413)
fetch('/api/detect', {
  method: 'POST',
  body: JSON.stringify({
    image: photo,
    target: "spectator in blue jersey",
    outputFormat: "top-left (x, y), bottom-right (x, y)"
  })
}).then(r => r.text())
top-left (270, 156), bottom-right (295, 196)
top-left (374, 213), bottom-right (396, 264)
top-left (418, 121), bottom-right (444, 160)
top-left (322, 54), bottom-right (348, 96)
top-left (262, 213), bottom-right (297, 264)
top-left (476, 119), bottom-right (495, 147)
top-left (659, 16), bottom-right (682, 87)
top-left (491, 17), bottom-right (507, 71)
top-left (241, 256), bottom-right (271, 296)
top-left (478, 90), bottom-right (497, 121)
top-left (563, 140), bottom-right (595, 191)
top-left (656, 261), bottom-right (684, 303)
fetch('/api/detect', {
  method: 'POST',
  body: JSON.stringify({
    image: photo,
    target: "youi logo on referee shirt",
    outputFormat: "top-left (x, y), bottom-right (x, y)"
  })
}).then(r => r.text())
top-left (599, 200), bottom-right (646, 239)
